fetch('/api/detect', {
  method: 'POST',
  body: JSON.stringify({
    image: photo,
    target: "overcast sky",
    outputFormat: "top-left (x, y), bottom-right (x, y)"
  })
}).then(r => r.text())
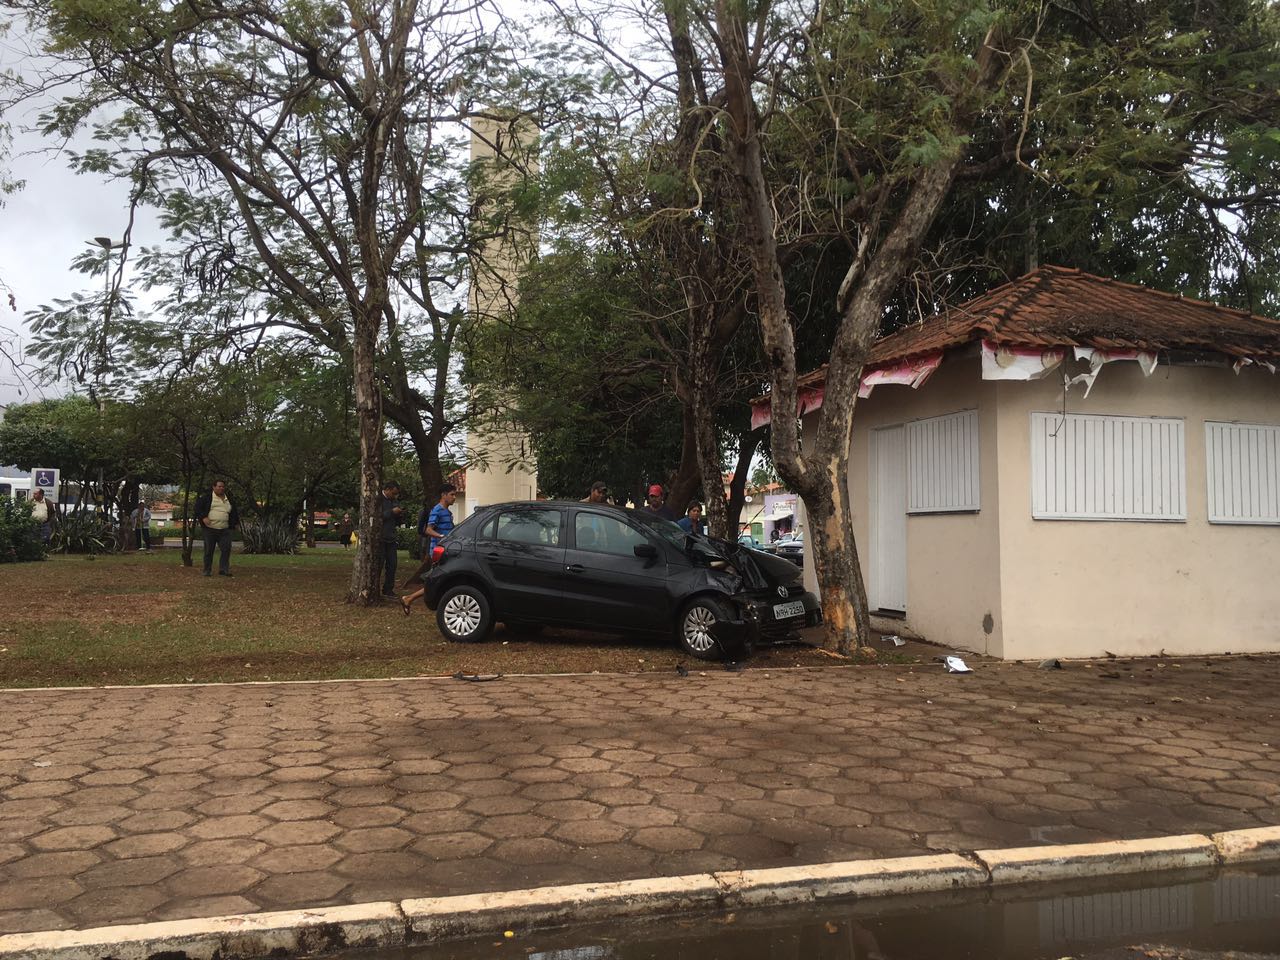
top-left (1, 20), bottom-right (162, 409)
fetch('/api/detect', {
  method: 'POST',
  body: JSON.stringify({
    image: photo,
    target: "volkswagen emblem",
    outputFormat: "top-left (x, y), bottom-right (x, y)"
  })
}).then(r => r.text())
top-left (777, 586), bottom-right (788, 598)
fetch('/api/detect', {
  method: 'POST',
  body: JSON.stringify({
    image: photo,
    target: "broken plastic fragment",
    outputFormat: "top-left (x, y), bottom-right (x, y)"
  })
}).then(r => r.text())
top-left (943, 656), bottom-right (973, 673)
top-left (881, 634), bottom-right (906, 647)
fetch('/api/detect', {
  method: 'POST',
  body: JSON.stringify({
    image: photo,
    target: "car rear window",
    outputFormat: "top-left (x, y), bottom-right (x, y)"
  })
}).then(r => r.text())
top-left (484, 507), bottom-right (562, 546)
top-left (447, 512), bottom-right (483, 539)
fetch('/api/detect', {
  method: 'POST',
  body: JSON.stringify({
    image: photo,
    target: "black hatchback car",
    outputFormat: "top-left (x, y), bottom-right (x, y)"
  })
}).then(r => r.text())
top-left (422, 501), bottom-right (822, 660)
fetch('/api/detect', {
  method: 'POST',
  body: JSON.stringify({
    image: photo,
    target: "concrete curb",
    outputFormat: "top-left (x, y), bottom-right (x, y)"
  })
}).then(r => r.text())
top-left (712, 854), bottom-right (986, 907)
top-left (0, 903), bottom-right (404, 960)
top-left (404, 874), bottom-right (723, 941)
top-left (1212, 825), bottom-right (1280, 864)
top-left (976, 834), bottom-right (1218, 886)
top-left (2, 828), bottom-right (1278, 960)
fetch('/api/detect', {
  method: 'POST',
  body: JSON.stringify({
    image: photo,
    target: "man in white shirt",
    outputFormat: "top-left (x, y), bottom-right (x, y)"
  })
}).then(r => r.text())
top-left (30, 488), bottom-right (53, 545)
top-left (131, 502), bottom-right (153, 551)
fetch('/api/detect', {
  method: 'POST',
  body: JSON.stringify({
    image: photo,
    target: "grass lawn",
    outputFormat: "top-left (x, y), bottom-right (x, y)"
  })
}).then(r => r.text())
top-left (0, 549), bottom-right (838, 688)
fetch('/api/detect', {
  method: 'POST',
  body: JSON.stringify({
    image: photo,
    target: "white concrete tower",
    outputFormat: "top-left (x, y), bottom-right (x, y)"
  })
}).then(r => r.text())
top-left (464, 113), bottom-right (538, 512)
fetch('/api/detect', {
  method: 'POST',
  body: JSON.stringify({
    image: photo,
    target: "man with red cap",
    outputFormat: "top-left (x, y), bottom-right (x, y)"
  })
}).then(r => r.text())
top-left (641, 483), bottom-right (678, 522)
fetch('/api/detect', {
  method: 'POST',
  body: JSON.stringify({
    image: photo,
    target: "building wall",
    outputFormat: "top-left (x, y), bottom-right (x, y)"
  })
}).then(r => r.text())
top-left (465, 114), bottom-right (538, 513)
top-left (802, 353), bottom-right (1006, 656)
top-left (994, 361), bottom-right (1280, 660)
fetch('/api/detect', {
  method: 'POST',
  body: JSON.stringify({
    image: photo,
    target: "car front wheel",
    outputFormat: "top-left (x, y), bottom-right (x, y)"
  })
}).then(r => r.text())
top-left (676, 596), bottom-right (733, 661)
top-left (436, 585), bottom-right (493, 643)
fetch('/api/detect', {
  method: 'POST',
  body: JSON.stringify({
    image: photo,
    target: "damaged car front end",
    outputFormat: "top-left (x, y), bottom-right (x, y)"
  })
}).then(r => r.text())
top-left (699, 539), bottom-right (823, 657)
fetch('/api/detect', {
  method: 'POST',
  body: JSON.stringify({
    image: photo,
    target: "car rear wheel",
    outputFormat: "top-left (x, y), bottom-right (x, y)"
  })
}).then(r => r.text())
top-left (436, 585), bottom-right (493, 643)
top-left (676, 596), bottom-right (732, 661)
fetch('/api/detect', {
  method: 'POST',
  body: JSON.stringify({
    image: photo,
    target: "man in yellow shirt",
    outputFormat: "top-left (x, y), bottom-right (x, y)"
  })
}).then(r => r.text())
top-left (194, 480), bottom-right (240, 577)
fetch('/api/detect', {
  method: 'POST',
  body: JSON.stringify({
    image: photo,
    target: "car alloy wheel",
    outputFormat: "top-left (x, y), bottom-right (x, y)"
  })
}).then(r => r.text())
top-left (442, 593), bottom-right (483, 636)
top-left (676, 595), bottom-right (735, 661)
top-left (436, 585), bottom-right (493, 643)
top-left (683, 605), bottom-right (718, 653)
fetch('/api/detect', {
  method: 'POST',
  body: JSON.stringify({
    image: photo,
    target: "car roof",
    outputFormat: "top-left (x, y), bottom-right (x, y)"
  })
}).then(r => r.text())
top-left (475, 500), bottom-right (658, 519)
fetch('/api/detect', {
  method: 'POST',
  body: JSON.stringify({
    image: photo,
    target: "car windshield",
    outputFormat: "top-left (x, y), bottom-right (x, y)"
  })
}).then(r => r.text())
top-left (633, 512), bottom-right (723, 563)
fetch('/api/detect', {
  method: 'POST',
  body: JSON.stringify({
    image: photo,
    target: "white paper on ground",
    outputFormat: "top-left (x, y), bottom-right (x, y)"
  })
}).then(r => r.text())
top-left (943, 656), bottom-right (973, 673)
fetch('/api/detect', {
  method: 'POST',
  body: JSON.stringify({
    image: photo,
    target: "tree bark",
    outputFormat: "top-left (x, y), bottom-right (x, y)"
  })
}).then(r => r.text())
top-left (179, 480), bottom-right (194, 566)
top-left (347, 315), bottom-right (384, 604)
top-left (665, 404), bottom-right (702, 513)
top-left (725, 427), bottom-right (762, 535)
top-left (690, 369), bottom-right (729, 539)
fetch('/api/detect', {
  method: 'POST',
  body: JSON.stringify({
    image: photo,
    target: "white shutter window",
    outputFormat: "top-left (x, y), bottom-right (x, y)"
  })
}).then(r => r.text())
top-left (906, 410), bottom-right (980, 513)
top-left (1031, 412), bottom-right (1185, 521)
top-left (1206, 421), bottom-right (1280, 524)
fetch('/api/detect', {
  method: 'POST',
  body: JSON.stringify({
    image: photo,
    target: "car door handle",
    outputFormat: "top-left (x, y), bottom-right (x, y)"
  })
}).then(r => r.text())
top-left (565, 564), bottom-right (585, 573)
top-left (485, 552), bottom-right (502, 560)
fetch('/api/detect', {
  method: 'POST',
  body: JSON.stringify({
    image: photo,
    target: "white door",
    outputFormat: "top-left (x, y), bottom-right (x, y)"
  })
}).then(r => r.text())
top-left (870, 425), bottom-right (907, 613)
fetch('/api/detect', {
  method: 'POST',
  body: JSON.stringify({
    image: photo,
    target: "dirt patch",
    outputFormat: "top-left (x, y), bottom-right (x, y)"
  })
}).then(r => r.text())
top-left (13, 588), bottom-right (180, 624)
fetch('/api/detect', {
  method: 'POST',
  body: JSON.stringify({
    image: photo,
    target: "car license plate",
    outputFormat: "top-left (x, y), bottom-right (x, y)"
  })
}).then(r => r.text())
top-left (772, 600), bottom-right (805, 620)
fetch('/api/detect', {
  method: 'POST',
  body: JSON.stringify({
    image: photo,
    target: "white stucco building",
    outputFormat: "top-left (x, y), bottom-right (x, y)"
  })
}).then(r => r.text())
top-left (765, 266), bottom-right (1280, 660)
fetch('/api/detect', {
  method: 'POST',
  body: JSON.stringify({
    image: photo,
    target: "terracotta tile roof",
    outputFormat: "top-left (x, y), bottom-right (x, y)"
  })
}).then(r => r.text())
top-left (794, 265), bottom-right (1280, 390)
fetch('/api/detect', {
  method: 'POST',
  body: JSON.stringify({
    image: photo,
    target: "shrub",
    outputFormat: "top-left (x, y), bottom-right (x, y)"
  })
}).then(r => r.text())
top-left (49, 510), bottom-right (115, 555)
top-left (396, 525), bottom-right (420, 554)
top-left (0, 496), bottom-right (45, 562)
top-left (239, 515), bottom-right (301, 554)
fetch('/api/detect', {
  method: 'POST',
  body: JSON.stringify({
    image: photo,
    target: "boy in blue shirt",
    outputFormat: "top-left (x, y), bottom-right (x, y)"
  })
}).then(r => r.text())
top-left (426, 483), bottom-right (458, 551)
top-left (398, 483), bottom-right (457, 614)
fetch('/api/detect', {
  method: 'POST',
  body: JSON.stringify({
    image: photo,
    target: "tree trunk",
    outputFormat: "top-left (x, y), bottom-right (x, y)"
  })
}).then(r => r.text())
top-left (347, 315), bottom-right (384, 604)
top-left (180, 480), bottom-right (194, 567)
top-left (119, 478), bottom-right (139, 553)
top-left (666, 403), bottom-right (702, 514)
top-left (725, 427), bottom-right (762, 535)
top-left (802, 456), bottom-right (872, 656)
top-left (414, 433), bottom-right (444, 503)
top-left (691, 372), bottom-right (729, 539)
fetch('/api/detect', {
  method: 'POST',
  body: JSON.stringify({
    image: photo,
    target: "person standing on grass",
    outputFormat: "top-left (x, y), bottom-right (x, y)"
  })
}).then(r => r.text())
top-left (131, 501), bottom-right (152, 551)
top-left (195, 480), bottom-right (239, 577)
top-left (30, 488), bottom-right (54, 546)
top-left (398, 483), bottom-right (457, 615)
top-left (380, 480), bottom-right (405, 601)
top-left (337, 512), bottom-right (353, 548)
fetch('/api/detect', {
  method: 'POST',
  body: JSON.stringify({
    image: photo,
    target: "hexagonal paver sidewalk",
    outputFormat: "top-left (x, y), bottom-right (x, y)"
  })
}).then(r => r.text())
top-left (2, 656), bottom-right (1279, 933)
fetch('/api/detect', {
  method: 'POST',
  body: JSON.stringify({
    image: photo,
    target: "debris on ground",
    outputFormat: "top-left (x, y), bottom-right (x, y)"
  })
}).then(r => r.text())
top-left (1039, 658), bottom-right (1063, 670)
top-left (941, 655), bottom-right (973, 673)
top-left (881, 634), bottom-right (906, 647)
top-left (452, 672), bottom-right (503, 682)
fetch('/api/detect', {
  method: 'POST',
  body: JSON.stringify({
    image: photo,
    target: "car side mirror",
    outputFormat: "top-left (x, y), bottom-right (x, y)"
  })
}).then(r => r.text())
top-left (633, 543), bottom-right (658, 562)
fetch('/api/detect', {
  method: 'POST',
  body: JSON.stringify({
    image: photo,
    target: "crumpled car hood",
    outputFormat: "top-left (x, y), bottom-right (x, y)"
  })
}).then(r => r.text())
top-left (703, 539), bottom-right (802, 590)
